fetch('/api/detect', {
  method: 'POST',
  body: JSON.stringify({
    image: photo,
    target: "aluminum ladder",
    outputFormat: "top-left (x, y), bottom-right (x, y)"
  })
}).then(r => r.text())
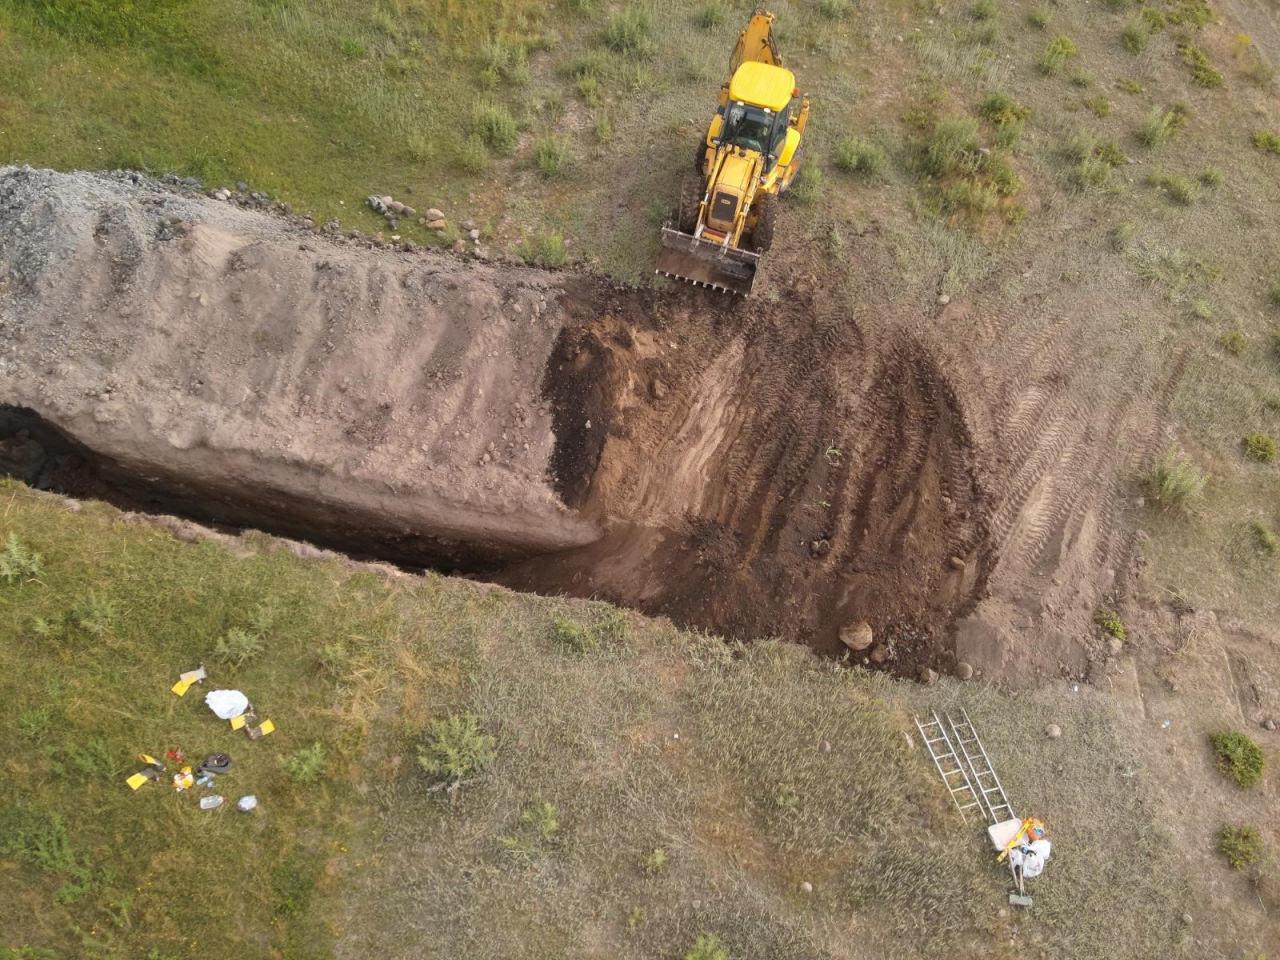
top-left (943, 707), bottom-right (1016, 825)
top-left (914, 709), bottom-right (983, 822)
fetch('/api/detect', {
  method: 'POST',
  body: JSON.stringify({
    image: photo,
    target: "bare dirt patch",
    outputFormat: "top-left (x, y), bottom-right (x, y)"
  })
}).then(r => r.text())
top-left (0, 168), bottom-right (1177, 684)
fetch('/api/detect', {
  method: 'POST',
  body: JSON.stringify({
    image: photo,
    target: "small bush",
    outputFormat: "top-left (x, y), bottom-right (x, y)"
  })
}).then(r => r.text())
top-left (1146, 454), bottom-right (1207, 511)
top-left (533, 136), bottom-right (568, 178)
top-left (694, 4), bottom-right (725, 29)
top-left (520, 800), bottom-right (560, 842)
top-left (684, 935), bottom-right (730, 960)
top-left (575, 74), bottom-right (601, 105)
top-left (971, 0), bottom-right (995, 20)
top-left (214, 626), bottom-right (263, 667)
top-left (593, 113), bottom-right (614, 143)
top-left (1084, 95), bottom-right (1112, 118)
top-left (478, 40), bottom-right (529, 87)
top-left (519, 232), bottom-right (568, 268)
top-left (1243, 432), bottom-right (1278, 463)
top-left (978, 91), bottom-right (1029, 131)
top-left (455, 135), bottom-right (489, 174)
top-left (418, 713), bottom-right (497, 788)
top-left (282, 742), bottom-right (328, 784)
top-left (834, 136), bottom-right (886, 177)
top-left (1219, 329), bottom-right (1246, 355)
top-left (1198, 166), bottom-right (1223, 188)
top-left (603, 7), bottom-right (655, 57)
top-left (1028, 5), bottom-right (1050, 29)
top-left (472, 102), bottom-right (518, 155)
top-left (338, 37), bottom-right (366, 59)
top-left (1069, 157), bottom-right (1112, 191)
top-left (1147, 171), bottom-right (1198, 205)
top-left (1217, 824), bottom-right (1263, 868)
top-left (1121, 20), bottom-right (1148, 54)
top-left (1211, 731), bottom-right (1265, 787)
top-left (1190, 298), bottom-right (1214, 320)
top-left (1039, 35), bottom-right (1079, 75)
top-left (1179, 43), bottom-right (1223, 87)
top-left (1270, 278), bottom-right (1280, 307)
top-left (788, 164), bottom-right (823, 205)
top-left (0, 533), bottom-right (42, 584)
top-left (1118, 77), bottom-right (1144, 94)
top-left (1138, 106), bottom-right (1187, 147)
top-left (643, 846), bottom-right (669, 874)
top-left (549, 616), bottom-right (596, 653)
top-left (819, 0), bottom-right (851, 17)
top-left (1095, 608), bottom-right (1126, 642)
top-left (1110, 221), bottom-right (1135, 251)
top-left (1249, 521), bottom-right (1279, 555)
top-left (923, 116), bottom-right (980, 177)
top-left (1253, 130), bottom-right (1280, 156)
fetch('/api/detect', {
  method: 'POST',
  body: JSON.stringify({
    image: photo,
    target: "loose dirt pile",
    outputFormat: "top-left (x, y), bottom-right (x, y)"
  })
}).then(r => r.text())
top-left (0, 168), bottom-right (1177, 684)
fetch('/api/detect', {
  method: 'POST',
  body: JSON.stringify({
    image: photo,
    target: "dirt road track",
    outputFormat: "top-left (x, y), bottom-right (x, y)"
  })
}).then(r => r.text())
top-left (0, 168), bottom-right (1182, 684)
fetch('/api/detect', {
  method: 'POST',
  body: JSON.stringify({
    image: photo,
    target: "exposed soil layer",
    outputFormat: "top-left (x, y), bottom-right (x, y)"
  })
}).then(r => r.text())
top-left (0, 168), bottom-right (1180, 683)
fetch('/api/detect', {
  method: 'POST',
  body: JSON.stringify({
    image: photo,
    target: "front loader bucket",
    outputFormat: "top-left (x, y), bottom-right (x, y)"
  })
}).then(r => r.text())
top-left (655, 226), bottom-right (759, 296)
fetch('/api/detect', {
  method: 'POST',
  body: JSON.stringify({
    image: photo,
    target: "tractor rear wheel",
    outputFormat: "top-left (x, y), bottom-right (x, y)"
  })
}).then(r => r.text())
top-left (677, 174), bottom-right (703, 234)
top-left (751, 193), bottom-right (778, 252)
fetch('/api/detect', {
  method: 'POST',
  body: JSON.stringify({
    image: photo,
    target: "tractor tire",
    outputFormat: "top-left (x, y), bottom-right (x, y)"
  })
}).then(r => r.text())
top-left (677, 174), bottom-right (703, 234)
top-left (693, 142), bottom-right (708, 176)
top-left (751, 193), bottom-right (778, 252)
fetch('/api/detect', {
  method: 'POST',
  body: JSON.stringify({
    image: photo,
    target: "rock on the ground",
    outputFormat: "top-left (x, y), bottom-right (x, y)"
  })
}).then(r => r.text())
top-left (0, 166), bottom-right (600, 566)
top-left (1264, 718), bottom-right (1277, 731)
top-left (840, 620), bottom-right (875, 652)
top-left (919, 666), bottom-right (938, 684)
top-left (799, 881), bottom-right (813, 894)
top-left (1108, 636), bottom-right (1124, 656)
top-left (955, 661), bottom-right (974, 680)
top-left (1045, 723), bottom-right (1062, 739)
top-left (424, 207), bottom-right (445, 221)
top-left (868, 643), bottom-right (891, 664)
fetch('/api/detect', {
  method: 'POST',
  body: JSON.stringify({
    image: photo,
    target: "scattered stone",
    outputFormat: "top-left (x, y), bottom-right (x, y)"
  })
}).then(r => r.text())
top-left (808, 537), bottom-right (831, 558)
top-left (955, 661), bottom-right (974, 681)
top-left (799, 881), bottom-right (813, 894)
top-left (461, 219), bottom-right (476, 232)
top-left (212, 188), bottom-right (231, 202)
top-left (235, 180), bottom-right (248, 192)
top-left (1108, 636), bottom-right (1124, 657)
top-left (919, 666), bottom-right (938, 684)
top-left (868, 643), bottom-right (891, 665)
top-left (1180, 913), bottom-right (1192, 926)
top-left (424, 207), bottom-right (445, 221)
top-left (388, 200), bottom-right (406, 215)
top-left (839, 620), bottom-right (874, 652)
top-left (1263, 718), bottom-right (1276, 731)
top-left (938, 293), bottom-right (951, 305)
top-left (818, 739), bottom-right (832, 753)
top-left (468, 228), bottom-right (481, 241)
top-left (427, 218), bottom-right (447, 231)
top-left (947, 555), bottom-right (965, 570)
top-left (1045, 723), bottom-right (1062, 739)
top-left (650, 378), bottom-right (668, 400)
top-left (997, 908), bottom-right (1008, 919)
top-left (451, 239), bottom-right (467, 254)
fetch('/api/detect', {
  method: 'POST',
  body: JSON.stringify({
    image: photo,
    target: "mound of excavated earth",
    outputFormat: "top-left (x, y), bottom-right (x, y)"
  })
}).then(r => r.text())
top-left (0, 166), bottom-right (597, 565)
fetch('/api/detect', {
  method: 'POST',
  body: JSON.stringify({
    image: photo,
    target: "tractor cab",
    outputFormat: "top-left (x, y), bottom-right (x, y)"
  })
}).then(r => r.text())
top-left (715, 61), bottom-right (800, 173)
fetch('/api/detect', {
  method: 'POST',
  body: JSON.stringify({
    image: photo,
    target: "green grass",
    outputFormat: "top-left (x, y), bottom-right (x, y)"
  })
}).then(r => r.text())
top-left (1146, 453), bottom-right (1208, 511)
top-left (1120, 20), bottom-right (1148, 54)
top-left (533, 135), bottom-right (570, 179)
top-left (1138, 105), bottom-right (1188, 147)
top-left (1253, 130), bottom-right (1280, 157)
top-left (602, 6), bottom-right (655, 58)
top-left (1178, 42), bottom-right (1223, 88)
top-left (1242, 432), bottom-right (1278, 463)
top-left (1028, 5), bottom-right (1050, 29)
top-left (1039, 35), bottom-right (1079, 75)
top-left (1147, 170), bottom-right (1198, 205)
top-left (518, 231), bottom-right (569, 267)
top-left (1094, 608), bottom-right (1127, 642)
top-left (1210, 731), bottom-right (1265, 788)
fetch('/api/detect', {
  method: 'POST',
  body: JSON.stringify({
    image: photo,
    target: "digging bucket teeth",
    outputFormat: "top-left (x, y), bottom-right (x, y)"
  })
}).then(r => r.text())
top-left (655, 226), bottom-right (759, 296)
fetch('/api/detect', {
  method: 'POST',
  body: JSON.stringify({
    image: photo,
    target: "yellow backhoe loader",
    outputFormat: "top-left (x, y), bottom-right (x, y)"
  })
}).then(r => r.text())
top-left (655, 9), bottom-right (810, 296)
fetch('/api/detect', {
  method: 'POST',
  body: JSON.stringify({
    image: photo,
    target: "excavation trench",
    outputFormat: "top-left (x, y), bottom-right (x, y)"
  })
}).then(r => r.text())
top-left (0, 166), bottom-right (995, 679)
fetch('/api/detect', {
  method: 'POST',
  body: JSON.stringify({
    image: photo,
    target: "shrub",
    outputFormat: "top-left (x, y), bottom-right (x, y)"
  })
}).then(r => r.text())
top-left (520, 800), bottom-right (560, 842)
top-left (1095, 608), bottom-right (1126, 642)
top-left (1218, 329), bottom-right (1246, 355)
top-left (0, 533), bottom-right (42, 584)
top-left (684, 935), bottom-right (730, 960)
top-left (214, 626), bottom-right (263, 667)
top-left (788, 163), bottom-right (824, 205)
top-left (1198, 166), bottom-right (1223, 188)
top-left (1211, 731), bottom-right (1265, 787)
top-left (418, 713), bottom-right (496, 788)
top-left (1249, 521), bottom-right (1279, 555)
top-left (819, 0), bottom-right (851, 17)
top-left (1253, 130), bottom-right (1280, 156)
top-left (978, 91), bottom-right (1029, 131)
top-left (1084, 95), bottom-right (1112, 118)
top-left (603, 7), bottom-right (654, 57)
top-left (922, 116), bottom-right (980, 177)
top-left (1118, 77), bottom-right (1144, 94)
top-left (1217, 824), bottom-right (1263, 868)
top-left (1179, 43), bottom-right (1223, 87)
top-left (455, 135), bottom-right (489, 174)
top-left (1243, 432), bottom-right (1278, 463)
top-left (549, 616), bottom-right (596, 653)
top-left (1190, 298), bottom-right (1214, 320)
top-left (478, 39), bottom-right (529, 87)
top-left (1039, 36), bottom-right (1079, 75)
top-left (1070, 157), bottom-right (1112, 191)
top-left (643, 846), bottom-right (669, 874)
top-left (575, 74), bottom-right (601, 105)
top-left (1146, 454), bottom-right (1207, 511)
top-left (1147, 171), bottom-right (1198, 205)
top-left (1270, 278), bottom-right (1280, 307)
top-left (834, 136), bottom-right (886, 177)
top-left (533, 136), bottom-right (568, 178)
top-left (1121, 20), bottom-right (1148, 54)
top-left (1138, 106), bottom-right (1188, 147)
top-left (1110, 221), bottom-right (1135, 251)
top-left (519, 232), bottom-right (568, 267)
top-left (472, 102), bottom-right (518, 155)
top-left (282, 742), bottom-right (328, 783)
top-left (338, 37), bottom-right (366, 59)
top-left (971, 0), bottom-right (995, 20)
top-left (694, 4), bottom-right (725, 29)
top-left (1028, 5), bottom-right (1050, 29)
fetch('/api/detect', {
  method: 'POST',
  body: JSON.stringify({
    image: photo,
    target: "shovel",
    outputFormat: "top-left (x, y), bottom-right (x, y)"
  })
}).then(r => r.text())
top-left (1008, 861), bottom-right (1033, 908)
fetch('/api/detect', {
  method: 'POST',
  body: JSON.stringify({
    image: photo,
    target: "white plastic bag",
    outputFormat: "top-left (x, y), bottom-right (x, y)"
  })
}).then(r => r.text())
top-left (205, 689), bottom-right (249, 720)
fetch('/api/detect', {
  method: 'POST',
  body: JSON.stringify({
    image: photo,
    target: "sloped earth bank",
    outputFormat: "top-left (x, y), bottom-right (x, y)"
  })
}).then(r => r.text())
top-left (0, 168), bottom-right (1174, 683)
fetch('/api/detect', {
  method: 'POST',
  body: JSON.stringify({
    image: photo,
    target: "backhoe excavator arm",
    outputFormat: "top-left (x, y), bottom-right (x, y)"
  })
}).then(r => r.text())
top-left (729, 10), bottom-right (781, 73)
